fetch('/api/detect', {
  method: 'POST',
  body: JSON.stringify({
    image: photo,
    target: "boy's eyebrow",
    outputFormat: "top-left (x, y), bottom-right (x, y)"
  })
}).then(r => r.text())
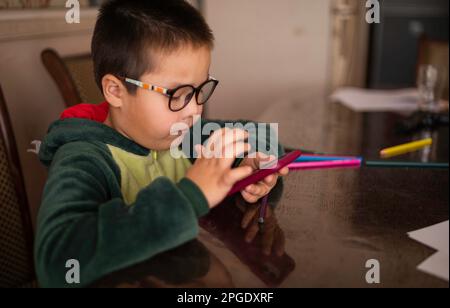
top-left (168, 81), bottom-right (184, 88)
top-left (167, 74), bottom-right (211, 89)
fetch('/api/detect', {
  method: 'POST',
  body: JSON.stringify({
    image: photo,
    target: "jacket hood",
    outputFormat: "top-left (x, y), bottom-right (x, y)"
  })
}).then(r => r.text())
top-left (39, 102), bottom-right (150, 167)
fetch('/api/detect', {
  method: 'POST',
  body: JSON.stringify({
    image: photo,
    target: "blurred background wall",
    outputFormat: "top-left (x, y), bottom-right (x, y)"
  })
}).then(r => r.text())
top-left (204, 0), bottom-right (334, 121)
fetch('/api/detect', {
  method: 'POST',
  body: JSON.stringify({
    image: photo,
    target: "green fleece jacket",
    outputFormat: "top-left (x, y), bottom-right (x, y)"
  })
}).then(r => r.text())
top-left (35, 103), bottom-right (284, 288)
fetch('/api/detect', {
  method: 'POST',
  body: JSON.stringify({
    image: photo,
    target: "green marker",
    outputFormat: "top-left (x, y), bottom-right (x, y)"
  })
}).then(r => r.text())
top-left (365, 161), bottom-right (449, 169)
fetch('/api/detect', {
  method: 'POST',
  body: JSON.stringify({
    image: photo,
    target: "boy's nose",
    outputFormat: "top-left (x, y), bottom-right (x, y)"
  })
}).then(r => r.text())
top-left (183, 95), bottom-right (202, 117)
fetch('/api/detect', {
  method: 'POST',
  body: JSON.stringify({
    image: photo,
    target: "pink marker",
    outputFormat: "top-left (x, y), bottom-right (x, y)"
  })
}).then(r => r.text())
top-left (288, 159), bottom-right (361, 170)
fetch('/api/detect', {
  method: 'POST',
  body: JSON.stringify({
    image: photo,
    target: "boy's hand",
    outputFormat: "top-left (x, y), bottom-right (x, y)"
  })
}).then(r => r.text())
top-left (186, 128), bottom-right (253, 209)
top-left (238, 153), bottom-right (289, 204)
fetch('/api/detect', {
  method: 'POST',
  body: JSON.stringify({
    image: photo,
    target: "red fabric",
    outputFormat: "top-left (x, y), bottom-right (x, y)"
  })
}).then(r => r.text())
top-left (60, 102), bottom-right (109, 123)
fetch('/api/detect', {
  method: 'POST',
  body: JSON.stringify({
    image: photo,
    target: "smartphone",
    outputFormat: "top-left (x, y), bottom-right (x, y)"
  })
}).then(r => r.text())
top-left (227, 150), bottom-right (302, 196)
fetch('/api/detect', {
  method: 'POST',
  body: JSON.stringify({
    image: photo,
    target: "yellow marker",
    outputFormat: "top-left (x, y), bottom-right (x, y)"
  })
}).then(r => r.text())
top-left (380, 138), bottom-right (433, 158)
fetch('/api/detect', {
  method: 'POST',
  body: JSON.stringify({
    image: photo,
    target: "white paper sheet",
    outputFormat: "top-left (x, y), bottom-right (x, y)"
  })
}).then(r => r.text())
top-left (408, 221), bottom-right (449, 254)
top-left (408, 221), bottom-right (449, 282)
top-left (417, 252), bottom-right (449, 282)
top-left (330, 87), bottom-right (419, 113)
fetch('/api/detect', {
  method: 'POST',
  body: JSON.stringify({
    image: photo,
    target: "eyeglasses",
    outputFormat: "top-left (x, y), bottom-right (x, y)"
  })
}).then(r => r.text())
top-left (123, 76), bottom-right (219, 112)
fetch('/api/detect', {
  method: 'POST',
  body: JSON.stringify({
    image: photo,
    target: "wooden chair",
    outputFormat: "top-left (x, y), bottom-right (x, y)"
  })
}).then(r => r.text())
top-left (41, 48), bottom-right (104, 107)
top-left (0, 85), bottom-right (36, 287)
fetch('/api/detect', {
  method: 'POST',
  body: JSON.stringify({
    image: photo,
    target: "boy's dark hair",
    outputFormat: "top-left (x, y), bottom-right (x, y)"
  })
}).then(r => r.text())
top-left (92, 0), bottom-right (214, 94)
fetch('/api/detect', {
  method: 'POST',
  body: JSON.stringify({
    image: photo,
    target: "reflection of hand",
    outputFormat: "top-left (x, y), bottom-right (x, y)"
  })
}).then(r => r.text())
top-left (237, 197), bottom-right (285, 256)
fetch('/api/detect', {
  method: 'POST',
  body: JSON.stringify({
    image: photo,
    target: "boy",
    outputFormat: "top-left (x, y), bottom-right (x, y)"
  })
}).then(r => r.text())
top-left (35, 0), bottom-right (288, 288)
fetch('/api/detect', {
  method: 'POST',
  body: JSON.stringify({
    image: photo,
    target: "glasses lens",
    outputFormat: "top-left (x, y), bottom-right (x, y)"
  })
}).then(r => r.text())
top-left (197, 80), bottom-right (217, 105)
top-left (170, 86), bottom-right (195, 111)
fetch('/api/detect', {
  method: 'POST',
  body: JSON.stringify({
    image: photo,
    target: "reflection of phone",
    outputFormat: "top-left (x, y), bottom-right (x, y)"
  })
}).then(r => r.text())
top-left (199, 196), bottom-right (296, 287)
top-left (227, 150), bottom-right (302, 196)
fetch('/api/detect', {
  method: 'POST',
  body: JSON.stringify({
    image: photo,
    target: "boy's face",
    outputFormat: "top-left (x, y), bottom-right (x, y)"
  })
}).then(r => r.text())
top-left (112, 45), bottom-right (211, 151)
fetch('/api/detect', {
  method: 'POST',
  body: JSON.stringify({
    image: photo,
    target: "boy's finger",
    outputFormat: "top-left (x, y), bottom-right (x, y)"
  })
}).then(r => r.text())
top-left (222, 128), bottom-right (248, 148)
top-left (254, 152), bottom-right (270, 165)
top-left (245, 183), bottom-right (267, 196)
top-left (204, 128), bottom-right (229, 153)
top-left (216, 142), bottom-right (251, 169)
top-left (207, 128), bottom-right (248, 153)
top-left (241, 190), bottom-right (259, 204)
top-left (221, 141), bottom-right (251, 161)
top-left (244, 184), bottom-right (257, 194)
top-left (263, 175), bottom-right (275, 184)
top-left (263, 174), bottom-right (279, 187)
top-left (258, 154), bottom-right (278, 169)
top-left (194, 144), bottom-right (205, 158)
top-left (278, 167), bottom-right (289, 176)
top-left (218, 129), bottom-right (249, 159)
top-left (222, 166), bottom-right (253, 187)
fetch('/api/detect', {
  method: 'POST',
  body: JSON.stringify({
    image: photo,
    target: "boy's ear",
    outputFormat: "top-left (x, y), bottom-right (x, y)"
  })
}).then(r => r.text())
top-left (102, 74), bottom-right (126, 108)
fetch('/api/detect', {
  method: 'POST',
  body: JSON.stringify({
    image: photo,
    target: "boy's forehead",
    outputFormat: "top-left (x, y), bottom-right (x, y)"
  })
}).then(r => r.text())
top-left (145, 45), bottom-right (211, 86)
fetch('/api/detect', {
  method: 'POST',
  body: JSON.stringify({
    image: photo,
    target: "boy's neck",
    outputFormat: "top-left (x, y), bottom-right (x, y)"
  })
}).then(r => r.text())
top-left (103, 112), bottom-right (133, 141)
top-left (103, 112), bottom-right (114, 129)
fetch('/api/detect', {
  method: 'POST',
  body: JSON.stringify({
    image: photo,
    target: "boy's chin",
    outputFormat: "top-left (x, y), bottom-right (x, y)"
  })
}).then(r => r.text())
top-left (169, 134), bottom-right (185, 149)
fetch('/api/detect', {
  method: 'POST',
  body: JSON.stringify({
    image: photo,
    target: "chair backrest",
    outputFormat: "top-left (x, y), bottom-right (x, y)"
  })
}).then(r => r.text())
top-left (417, 37), bottom-right (449, 100)
top-left (41, 48), bottom-right (104, 107)
top-left (0, 85), bottom-right (36, 288)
